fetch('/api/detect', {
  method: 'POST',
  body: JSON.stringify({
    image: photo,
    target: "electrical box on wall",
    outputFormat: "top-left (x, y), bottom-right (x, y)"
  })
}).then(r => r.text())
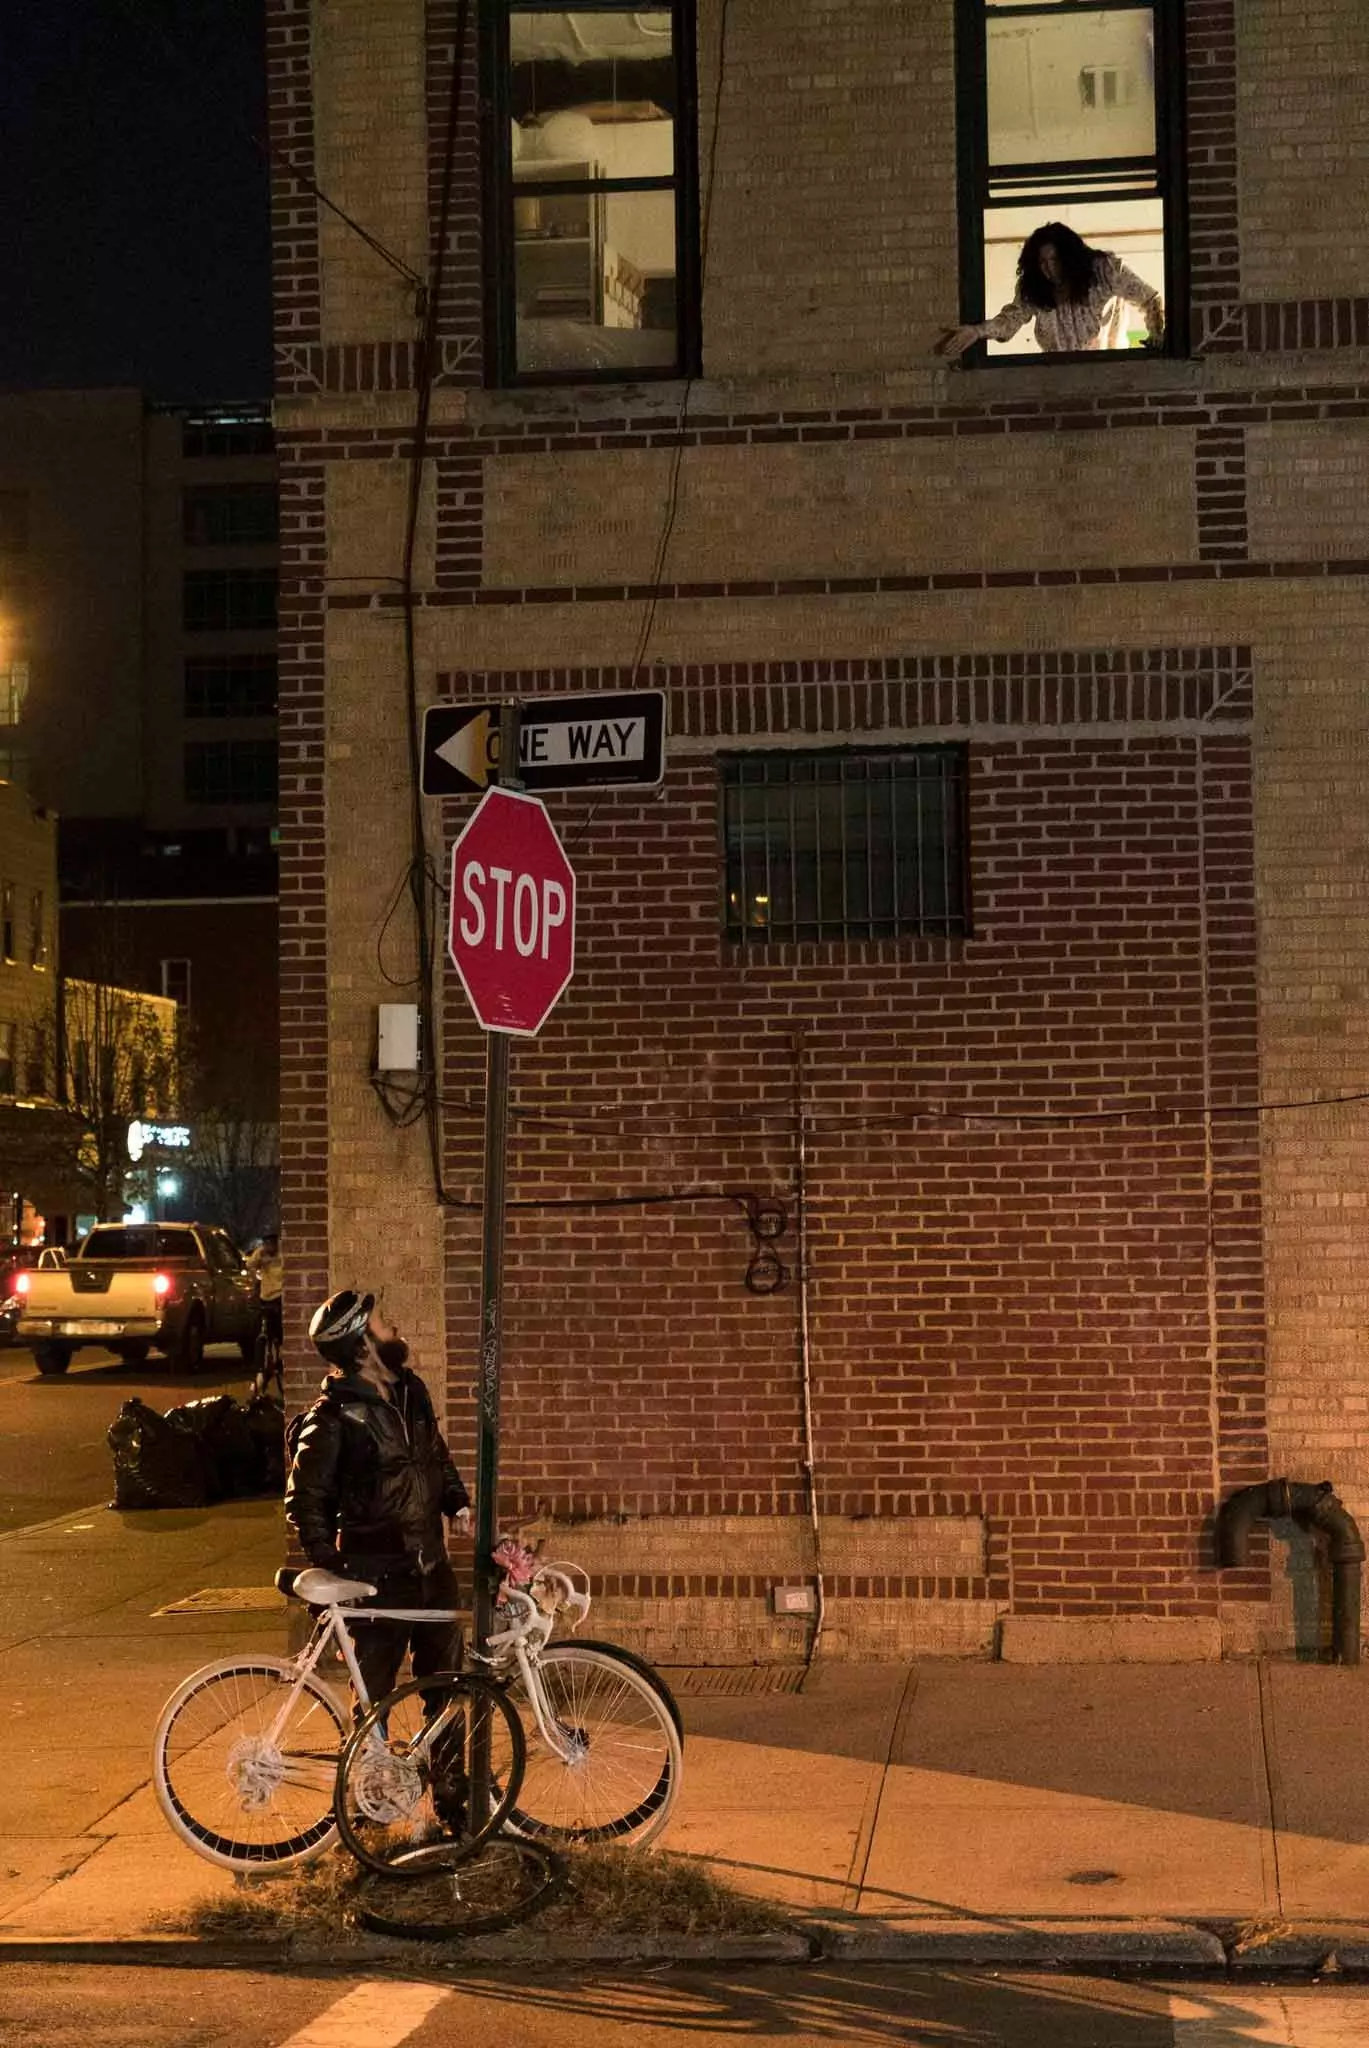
top-left (377, 1003), bottom-right (421, 1073)
top-left (771, 1584), bottom-right (817, 1616)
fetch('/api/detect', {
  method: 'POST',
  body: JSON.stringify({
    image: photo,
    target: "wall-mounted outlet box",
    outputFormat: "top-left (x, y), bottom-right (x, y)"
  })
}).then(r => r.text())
top-left (771, 1583), bottom-right (817, 1616)
top-left (377, 1003), bottom-right (421, 1073)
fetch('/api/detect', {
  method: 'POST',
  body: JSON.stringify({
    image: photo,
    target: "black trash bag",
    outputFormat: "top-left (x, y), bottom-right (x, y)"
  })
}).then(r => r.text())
top-left (107, 1397), bottom-right (210, 1511)
top-left (165, 1394), bottom-right (263, 1503)
top-left (239, 1392), bottom-right (286, 1496)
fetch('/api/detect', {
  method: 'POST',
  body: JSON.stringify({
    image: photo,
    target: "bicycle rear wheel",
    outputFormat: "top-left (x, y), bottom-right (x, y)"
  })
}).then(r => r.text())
top-left (354, 1839), bottom-right (565, 1940)
top-left (153, 1658), bottom-right (346, 1870)
top-left (336, 1670), bottom-right (525, 1878)
top-left (507, 1644), bottom-right (683, 1847)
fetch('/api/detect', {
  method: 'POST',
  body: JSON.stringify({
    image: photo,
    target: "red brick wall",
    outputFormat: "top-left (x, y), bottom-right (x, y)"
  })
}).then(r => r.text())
top-left (436, 653), bottom-right (1262, 1617)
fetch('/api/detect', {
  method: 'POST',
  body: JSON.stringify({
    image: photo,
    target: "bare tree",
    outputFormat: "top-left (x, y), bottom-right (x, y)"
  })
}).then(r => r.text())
top-left (50, 976), bottom-right (180, 1222)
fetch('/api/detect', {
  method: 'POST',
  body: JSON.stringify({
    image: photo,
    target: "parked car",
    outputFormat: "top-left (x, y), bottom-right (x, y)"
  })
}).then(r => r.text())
top-left (15, 1222), bottom-right (256, 1376)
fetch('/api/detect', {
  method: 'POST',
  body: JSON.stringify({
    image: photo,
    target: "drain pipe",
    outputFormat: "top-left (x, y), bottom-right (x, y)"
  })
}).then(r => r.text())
top-left (794, 1032), bottom-right (826, 1667)
top-left (1215, 1478), bottom-right (1365, 1665)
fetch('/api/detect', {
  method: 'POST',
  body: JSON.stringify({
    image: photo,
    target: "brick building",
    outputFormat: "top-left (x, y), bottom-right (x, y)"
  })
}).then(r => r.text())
top-left (270, 0), bottom-right (1369, 1659)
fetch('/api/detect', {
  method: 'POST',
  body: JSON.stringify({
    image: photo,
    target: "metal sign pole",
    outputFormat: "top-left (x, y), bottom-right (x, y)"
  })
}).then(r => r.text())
top-left (469, 698), bottom-right (521, 1833)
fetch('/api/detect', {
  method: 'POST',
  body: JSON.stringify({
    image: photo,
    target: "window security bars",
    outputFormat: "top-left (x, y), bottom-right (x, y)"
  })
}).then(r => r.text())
top-left (719, 747), bottom-right (970, 945)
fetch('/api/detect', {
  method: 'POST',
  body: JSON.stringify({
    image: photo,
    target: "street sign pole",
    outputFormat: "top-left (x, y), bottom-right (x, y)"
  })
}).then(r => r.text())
top-left (469, 697), bottom-right (521, 1830)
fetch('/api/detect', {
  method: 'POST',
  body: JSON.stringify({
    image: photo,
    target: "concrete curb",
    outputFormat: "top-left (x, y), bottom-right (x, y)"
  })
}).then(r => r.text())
top-left (7, 1917), bottom-right (1369, 1971)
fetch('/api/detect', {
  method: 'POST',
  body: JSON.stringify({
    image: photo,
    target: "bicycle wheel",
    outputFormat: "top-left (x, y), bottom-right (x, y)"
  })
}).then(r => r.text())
top-left (568, 1639), bottom-right (685, 1746)
top-left (335, 1670), bottom-right (525, 1878)
top-left (506, 1644), bottom-right (683, 1847)
top-left (153, 1658), bottom-right (346, 1870)
top-left (354, 1839), bottom-right (565, 1940)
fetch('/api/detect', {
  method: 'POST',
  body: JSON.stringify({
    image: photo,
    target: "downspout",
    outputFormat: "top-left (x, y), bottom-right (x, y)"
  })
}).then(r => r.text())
top-left (794, 1031), bottom-right (825, 1666)
top-left (1215, 1478), bottom-right (1365, 1666)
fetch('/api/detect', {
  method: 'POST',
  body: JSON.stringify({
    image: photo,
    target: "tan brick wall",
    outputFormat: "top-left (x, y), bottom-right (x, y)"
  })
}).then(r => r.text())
top-left (483, 430), bottom-right (1199, 588)
top-left (322, 609), bottom-right (447, 1379)
top-left (697, 0), bottom-right (960, 375)
top-left (1247, 422), bottom-right (1369, 561)
top-left (1238, 0), bottom-right (1369, 300)
top-left (312, 0), bottom-right (428, 345)
top-left (325, 458), bottom-right (436, 587)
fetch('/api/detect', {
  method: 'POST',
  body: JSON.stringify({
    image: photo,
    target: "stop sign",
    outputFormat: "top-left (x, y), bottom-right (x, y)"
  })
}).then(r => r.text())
top-left (448, 786), bottom-right (576, 1035)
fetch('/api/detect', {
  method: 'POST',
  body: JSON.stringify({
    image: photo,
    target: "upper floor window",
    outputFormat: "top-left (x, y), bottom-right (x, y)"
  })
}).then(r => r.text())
top-left (0, 1020), bottom-right (15, 1095)
top-left (719, 747), bottom-right (970, 946)
top-left (184, 484), bottom-right (279, 548)
top-left (950, 0), bottom-right (1184, 361)
top-left (161, 958), bottom-right (192, 1009)
top-left (1, 883), bottom-right (14, 963)
top-left (185, 654), bottom-right (279, 719)
top-left (181, 412), bottom-right (274, 458)
top-left (184, 739), bottom-right (278, 806)
top-left (484, 4), bottom-right (700, 384)
top-left (0, 662), bottom-right (28, 727)
top-left (29, 889), bottom-right (46, 969)
top-left (183, 569), bottom-right (278, 634)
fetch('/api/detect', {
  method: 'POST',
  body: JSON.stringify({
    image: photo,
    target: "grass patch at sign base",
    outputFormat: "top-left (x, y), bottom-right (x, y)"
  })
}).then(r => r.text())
top-left (157, 1840), bottom-right (791, 1952)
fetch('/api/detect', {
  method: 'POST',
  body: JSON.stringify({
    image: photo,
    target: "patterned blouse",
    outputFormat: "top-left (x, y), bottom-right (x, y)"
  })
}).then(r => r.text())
top-left (976, 253), bottom-right (1164, 353)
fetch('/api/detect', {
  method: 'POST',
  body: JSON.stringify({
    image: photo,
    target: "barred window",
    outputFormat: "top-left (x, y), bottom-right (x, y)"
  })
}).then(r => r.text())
top-left (183, 569), bottom-right (278, 633)
top-left (184, 739), bottom-right (278, 805)
top-left (719, 747), bottom-right (970, 945)
top-left (185, 655), bottom-right (278, 719)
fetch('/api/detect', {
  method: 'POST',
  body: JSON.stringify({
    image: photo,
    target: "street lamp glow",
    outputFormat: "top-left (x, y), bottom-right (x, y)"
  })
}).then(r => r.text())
top-left (157, 1175), bottom-right (180, 1198)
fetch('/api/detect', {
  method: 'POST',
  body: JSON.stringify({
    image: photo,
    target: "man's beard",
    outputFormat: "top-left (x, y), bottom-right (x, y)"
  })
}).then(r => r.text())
top-left (374, 1336), bottom-right (410, 1372)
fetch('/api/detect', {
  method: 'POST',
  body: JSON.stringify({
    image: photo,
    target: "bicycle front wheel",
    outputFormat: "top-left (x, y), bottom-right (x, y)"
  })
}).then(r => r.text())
top-left (153, 1658), bottom-right (346, 1870)
top-left (508, 1644), bottom-right (683, 1847)
top-left (336, 1670), bottom-right (525, 1878)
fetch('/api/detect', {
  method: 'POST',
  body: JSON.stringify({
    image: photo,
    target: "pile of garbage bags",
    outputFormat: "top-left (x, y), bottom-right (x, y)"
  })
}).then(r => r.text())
top-left (108, 1392), bottom-right (285, 1510)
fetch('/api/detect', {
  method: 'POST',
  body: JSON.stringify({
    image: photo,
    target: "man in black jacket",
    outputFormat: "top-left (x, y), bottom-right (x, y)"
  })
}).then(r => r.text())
top-left (285, 1287), bottom-right (471, 1713)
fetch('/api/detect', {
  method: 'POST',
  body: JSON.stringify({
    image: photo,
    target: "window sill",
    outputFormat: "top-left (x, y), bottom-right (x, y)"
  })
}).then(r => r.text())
top-left (722, 933), bottom-right (969, 970)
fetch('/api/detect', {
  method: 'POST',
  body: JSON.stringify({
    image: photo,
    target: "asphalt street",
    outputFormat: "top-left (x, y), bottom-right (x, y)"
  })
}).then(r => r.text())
top-left (0, 1341), bottom-right (254, 1532)
top-left (4, 1963), bottom-right (1369, 2047)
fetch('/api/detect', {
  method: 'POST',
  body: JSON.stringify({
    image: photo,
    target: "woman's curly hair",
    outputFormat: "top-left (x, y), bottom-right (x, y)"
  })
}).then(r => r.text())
top-left (1016, 222), bottom-right (1106, 310)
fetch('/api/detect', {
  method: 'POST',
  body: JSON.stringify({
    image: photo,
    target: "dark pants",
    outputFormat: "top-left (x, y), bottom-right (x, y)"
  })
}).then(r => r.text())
top-left (348, 1555), bottom-right (463, 1720)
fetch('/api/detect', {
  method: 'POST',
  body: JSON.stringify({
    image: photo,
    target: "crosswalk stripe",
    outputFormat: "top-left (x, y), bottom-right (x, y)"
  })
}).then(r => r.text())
top-left (279, 1981), bottom-right (450, 2048)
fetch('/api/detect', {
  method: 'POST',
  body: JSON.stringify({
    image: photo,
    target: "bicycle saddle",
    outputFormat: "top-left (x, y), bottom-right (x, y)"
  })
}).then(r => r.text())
top-left (275, 1565), bottom-right (377, 1605)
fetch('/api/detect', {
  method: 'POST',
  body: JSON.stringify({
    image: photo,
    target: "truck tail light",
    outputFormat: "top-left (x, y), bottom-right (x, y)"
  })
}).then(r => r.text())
top-left (153, 1272), bottom-right (173, 1298)
top-left (14, 1272), bottom-right (30, 1296)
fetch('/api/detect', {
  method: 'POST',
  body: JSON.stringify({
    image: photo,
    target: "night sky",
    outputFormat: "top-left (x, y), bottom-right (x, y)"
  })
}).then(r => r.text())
top-left (1, 0), bottom-right (271, 401)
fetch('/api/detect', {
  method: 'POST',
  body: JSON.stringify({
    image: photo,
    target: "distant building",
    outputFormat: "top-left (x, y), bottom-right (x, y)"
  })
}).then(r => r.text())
top-left (0, 781), bottom-right (63, 1238)
top-left (0, 391), bottom-right (279, 1159)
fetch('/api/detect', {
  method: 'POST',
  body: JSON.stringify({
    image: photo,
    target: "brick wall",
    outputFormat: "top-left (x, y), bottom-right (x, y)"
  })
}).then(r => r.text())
top-left (269, 0), bottom-right (1369, 1658)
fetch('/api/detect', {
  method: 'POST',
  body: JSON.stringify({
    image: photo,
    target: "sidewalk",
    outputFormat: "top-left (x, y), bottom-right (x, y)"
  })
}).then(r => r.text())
top-left (6, 1494), bottom-right (1369, 1968)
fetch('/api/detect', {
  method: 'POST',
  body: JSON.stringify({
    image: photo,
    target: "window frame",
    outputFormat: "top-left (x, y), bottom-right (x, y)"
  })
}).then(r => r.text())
top-left (28, 889), bottom-right (46, 969)
top-left (717, 744), bottom-right (972, 949)
top-left (183, 483), bottom-right (280, 548)
top-left (953, 0), bottom-right (1189, 365)
top-left (182, 569), bottom-right (279, 634)
top-left (184, 738), bottom-right (279, 806)
top-left (184, 654), bottom-right (279, 720)
top-left (481, 0), bottom-right (703, 388)
top-left (161, 958), bottom-right (193, 1009)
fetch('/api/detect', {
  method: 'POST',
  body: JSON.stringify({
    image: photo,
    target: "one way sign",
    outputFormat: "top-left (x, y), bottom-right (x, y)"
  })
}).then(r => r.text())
top-left (422, 691), bottom-right (666, 797)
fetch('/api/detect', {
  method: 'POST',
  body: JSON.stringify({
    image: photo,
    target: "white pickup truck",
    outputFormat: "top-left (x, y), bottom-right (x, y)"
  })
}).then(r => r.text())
top-left (16, 1222), bottom-right (257, 1376)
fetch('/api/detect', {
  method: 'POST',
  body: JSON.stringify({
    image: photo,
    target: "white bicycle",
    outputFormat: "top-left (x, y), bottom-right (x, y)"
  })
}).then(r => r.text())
top-left (152, 1553), bottom-right (684, 1873)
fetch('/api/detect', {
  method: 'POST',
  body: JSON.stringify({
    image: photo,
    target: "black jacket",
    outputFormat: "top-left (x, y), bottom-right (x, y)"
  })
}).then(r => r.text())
top-left (284, 1364), bottom-right (469, 1573)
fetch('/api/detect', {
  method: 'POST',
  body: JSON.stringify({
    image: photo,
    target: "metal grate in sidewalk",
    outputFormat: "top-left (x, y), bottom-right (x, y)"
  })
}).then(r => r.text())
top-left (658, 1665), bottom-right (808, 1697)
top-left (154, 1585), bottom-right (286, 1616)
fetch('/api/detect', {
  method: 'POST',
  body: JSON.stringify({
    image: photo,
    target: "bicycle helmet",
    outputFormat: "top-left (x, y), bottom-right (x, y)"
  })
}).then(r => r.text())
top-left (308, 1286), bottom-right (374, 1368)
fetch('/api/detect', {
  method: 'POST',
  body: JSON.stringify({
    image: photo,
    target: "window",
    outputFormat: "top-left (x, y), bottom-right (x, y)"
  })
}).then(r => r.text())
top-left (1, 883), bottom-right (13, 962)
top-left (184, 739), bottom-right (278, 805)
top-left (183, 484), bottom-right (279, 547)
top-left (161, 958), bottom-right (192, 1009)
top-left (184, 654), bottom-right (279, 719)
top-left (485, 4), bottom-right (700, 383)
top-left (955, 0), bottom-right (1184, 358)
top-left (0, 1021), bottom-right (15, 1095)
top-left (28, 890), bottom-right (46, 968)
top-left (0, 662), bottom-right (30, 727)
top-left (183, 569), bottom-right (278, 633)
top-left (0, 748), bottom-right (30, 788)
top-left (181, 411), bottom-right (274, 458)
top-left (719, 747), bottom-right (970, 946)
